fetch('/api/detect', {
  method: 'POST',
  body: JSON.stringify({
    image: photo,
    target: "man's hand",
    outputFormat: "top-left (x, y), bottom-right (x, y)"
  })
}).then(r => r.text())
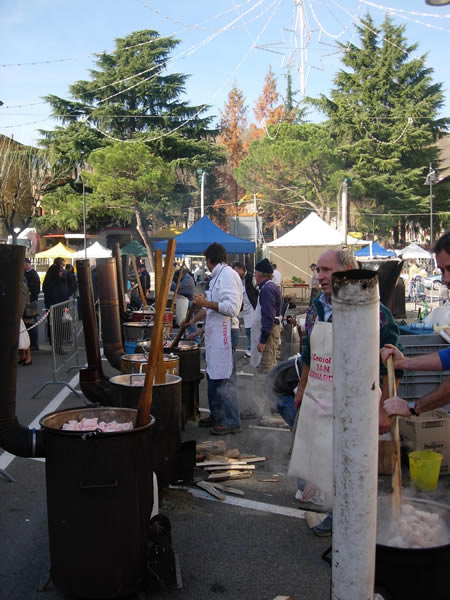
top-left (380, 344), bottom-right (406, 369)
top-left (188, 327), bottom-right (204, 340)
top-left (257, 342), bottom-right (266, 353)
top-left (383, 395), bottom-right (411, 417)
top-left (193, 293), bottom-right (207, 307)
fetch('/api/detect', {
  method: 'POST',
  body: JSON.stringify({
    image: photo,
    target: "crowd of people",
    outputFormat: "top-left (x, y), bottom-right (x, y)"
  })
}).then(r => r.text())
top-left (17, 230), bottom-right (450, 542)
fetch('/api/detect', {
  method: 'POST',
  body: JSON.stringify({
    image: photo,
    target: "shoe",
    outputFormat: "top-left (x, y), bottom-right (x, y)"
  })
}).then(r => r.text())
top-left (198, 416), bottom-right (213, 428)
top-left (312, 514), bottom-right (333, 537)
top-left (295, 489), bottom-right (328, 513)
top-left (17, 359), bottom-right (25, 365)
top-left (210, 425), bottom-right (241, 436)
top-left (30, 345), bottom-right (39, 351)
top-left (245, 351), bottom-right (251, 358)
top-left (23, 360), bottom-right (32, 366)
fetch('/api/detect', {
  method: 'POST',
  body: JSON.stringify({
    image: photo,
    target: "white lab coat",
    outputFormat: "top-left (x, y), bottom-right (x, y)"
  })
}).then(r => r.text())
top-left (204, 263), bottom-right (243, 380)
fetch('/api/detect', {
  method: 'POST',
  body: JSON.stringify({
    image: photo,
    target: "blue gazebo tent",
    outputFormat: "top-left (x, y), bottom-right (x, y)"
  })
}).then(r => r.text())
top-left (354, 241), bottom-right (395, 259)
top-left (154, 216), bottom-right (255, 255)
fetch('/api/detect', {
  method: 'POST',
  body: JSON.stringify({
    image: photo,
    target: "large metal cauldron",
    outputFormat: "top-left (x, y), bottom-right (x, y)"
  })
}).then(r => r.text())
top-left (120, 353), bottom-right (179, 375)
top-left (375, 497), bottom-right (450, 600)
top-left (109, 374), bottom-right (182, 485)
top-left (40, 407), bottom-right (154, 599)
top-left (132, 309), bottom-right (174, 332)
top-left (163, 341), bottom-right (202, 425)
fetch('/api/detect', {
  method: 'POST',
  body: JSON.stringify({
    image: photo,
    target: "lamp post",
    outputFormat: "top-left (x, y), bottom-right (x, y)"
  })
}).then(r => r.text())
top-left (425, 163), bottom-right (437, 252)
top-left (75, 173), bottom-right (87, 259)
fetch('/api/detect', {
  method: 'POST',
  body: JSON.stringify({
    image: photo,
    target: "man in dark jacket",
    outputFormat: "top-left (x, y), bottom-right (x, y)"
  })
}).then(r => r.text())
top-left (24, 258), bottom-right (41, 350)
top-left (138, 264), bottom-right (151, 296)
top-left (65, 264), bottom-right (78, 298)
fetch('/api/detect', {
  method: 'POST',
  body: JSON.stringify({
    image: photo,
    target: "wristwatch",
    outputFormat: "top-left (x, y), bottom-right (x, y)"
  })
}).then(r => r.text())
top-left (408, 400), bottom-right (419, 416)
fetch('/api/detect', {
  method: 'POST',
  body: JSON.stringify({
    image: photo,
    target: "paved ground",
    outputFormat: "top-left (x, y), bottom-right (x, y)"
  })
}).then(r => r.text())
top-left (0, 298), bottom-right (449, 600)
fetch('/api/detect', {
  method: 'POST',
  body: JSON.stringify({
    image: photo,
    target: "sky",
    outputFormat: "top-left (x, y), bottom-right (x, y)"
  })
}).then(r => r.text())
top-left (1, 0), bottom-right (450, 147)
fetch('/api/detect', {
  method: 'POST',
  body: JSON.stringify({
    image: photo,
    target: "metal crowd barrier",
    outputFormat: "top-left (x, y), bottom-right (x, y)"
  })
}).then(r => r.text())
top-left (32, 299), bottom-right (82, 398)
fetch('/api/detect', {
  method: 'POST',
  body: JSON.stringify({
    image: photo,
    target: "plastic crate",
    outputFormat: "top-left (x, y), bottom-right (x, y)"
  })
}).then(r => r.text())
top-left (397, 334), bottom-right (450, 404)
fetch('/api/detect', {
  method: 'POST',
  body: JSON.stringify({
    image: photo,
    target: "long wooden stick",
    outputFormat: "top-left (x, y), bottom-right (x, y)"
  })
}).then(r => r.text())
top-left (170, 302), bottom-right (197, 349)
top-left (130, 254), bottom-right (147, 307)
top-left (169, 262), bottom-right (185, 313)
top-left (387, 356), bottom-right (402, 516)
top-left (154, 249), bottom-right (163, 301)
top-left (135, 239), bottom-right (176, 427)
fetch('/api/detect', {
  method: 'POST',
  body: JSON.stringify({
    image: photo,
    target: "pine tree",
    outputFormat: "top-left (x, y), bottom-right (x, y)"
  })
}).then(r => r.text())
top-left (251, 66), bottom-right (284, 140)
top-left (310, 15), bottom-right (449, 241)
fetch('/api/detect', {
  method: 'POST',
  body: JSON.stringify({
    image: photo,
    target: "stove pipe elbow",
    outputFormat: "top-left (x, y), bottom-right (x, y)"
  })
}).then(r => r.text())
top-left (0, 245), bottom-right (45, 458)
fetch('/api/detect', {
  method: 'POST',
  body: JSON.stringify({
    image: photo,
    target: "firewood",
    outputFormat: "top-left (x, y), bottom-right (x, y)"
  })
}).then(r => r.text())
top-left (257, 476), bottom-right (280, 483)
top-left (196, 460), bottom-right (250, 468)
top-left (211, 483), bottom-right (245, 496)
top-left (196, 481), bottom-right (225, 501)
top-left (196, 440), bottom-right (226, 461)
top-left (224, 448), bottom-right (240, 458)
top-left (272, 596), bottom-right (294, 600)
top-left (207, 471), bottom-right (252, 482)
top-left (203, 464), bottom-right (255, 472)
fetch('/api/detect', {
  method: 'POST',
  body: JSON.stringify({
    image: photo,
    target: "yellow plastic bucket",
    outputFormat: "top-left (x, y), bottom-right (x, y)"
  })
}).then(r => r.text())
top-left (409, 450), bottom-right (443, 491)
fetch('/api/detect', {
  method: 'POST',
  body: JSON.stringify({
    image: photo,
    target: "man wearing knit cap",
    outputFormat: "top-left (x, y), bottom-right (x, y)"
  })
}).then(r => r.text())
top-left (250, 258), bottom-right (282, 374)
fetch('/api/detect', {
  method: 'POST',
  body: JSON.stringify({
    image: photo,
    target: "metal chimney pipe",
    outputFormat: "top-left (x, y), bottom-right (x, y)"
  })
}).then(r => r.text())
top-left (76, 259), bottom-right (114, 405)
top-left (96, 257), bottom-right (125, 371)
top-left (0, 245), bottom-right (45, 457)
top-left (112, 242), bottom-right (127, 318)
top-left (331, 269), bottom-right (379, 600)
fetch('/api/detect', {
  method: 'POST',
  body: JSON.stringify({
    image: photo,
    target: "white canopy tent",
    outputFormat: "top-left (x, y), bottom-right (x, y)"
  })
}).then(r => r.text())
top-left (398, 242), bottom-right (431, 260)
top-left (73, 241), bottom-right (112, 259)
top-left (266, 212), bottom-right (365, 284)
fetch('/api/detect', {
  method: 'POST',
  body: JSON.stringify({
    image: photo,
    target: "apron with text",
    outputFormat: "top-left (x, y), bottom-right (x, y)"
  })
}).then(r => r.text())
top-left (204, 270), bottom-right (233, 380)
top-left (288, 320), bottom-right (333, 500)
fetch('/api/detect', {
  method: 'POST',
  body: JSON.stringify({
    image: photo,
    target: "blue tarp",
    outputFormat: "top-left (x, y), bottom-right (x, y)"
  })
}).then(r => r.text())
top-left (354, 242), bottom-right (395, 258)
top-left (153, 216), bottom-right (255, 255)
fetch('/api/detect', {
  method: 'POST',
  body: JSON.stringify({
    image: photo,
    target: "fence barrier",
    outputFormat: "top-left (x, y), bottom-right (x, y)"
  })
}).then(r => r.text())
top-left (32, 299), bottom-right (82, 398)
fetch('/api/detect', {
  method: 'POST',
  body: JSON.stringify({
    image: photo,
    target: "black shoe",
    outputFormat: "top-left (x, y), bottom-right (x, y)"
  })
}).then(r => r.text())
top-left (198, 417), bottom-right (213, 428)
top-left (23, 360), bottom-right (32, 366)
top-left (210, 426), bottom-right (241, 436)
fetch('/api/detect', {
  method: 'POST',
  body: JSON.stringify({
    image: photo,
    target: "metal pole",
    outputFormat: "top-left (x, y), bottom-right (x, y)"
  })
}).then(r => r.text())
top-left (82, 182), bottom-right (87, 259)
top-left (201, 171), bottom-right (206, 217)
top-left (341, 180), bottom-right (348, 242)
top-left (253, 191), bottom-right (258, 269)
top-left (429, 162), bottom-right (433, 252)
top-left (332, 269), bottom-right (379, 600)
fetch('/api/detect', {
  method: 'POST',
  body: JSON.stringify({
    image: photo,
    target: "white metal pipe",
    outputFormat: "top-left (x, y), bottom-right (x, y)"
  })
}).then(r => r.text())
top-left (331, 269), bottom-right (380, 600)
top-left (341, 180), bottom-right (348, 242)
top-left (201, 171), bottom-right (206, 218)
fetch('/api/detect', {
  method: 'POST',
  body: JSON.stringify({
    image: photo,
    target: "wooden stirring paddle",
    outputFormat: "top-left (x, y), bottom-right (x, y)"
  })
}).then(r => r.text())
top-left (135, 239), bottom-right (176, 427)
top-left (170, 302), bottom-right (197, 349)
top-left (387, 355), bottom-right (402, 516)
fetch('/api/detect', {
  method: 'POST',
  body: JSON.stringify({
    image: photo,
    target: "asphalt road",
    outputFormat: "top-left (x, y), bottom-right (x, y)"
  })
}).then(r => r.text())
top-left (0, 309), bottom-right (333, 600)
top-left (1, 306), bottom-right (449, 600)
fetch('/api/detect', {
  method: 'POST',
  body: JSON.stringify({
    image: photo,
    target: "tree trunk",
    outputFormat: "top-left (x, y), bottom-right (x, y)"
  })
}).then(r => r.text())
top-left (133, 203), bottom-right (154, 271)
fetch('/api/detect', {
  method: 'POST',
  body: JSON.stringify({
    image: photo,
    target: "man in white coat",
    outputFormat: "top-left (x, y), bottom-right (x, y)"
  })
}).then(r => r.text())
top-left (192, 243), bottom-right (243, 435)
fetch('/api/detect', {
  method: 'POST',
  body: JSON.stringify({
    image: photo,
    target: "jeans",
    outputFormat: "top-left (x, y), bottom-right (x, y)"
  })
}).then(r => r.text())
top-left (29, 315), bottom-right (39, 348)
top-left (231, 328), bottom-right (240, 352)
top-left (277, 394), bottom-right (296, 428)
top-left (207, 368), bottom-right (240, 429)
top-left (245, 327), bottom-right (251, 352)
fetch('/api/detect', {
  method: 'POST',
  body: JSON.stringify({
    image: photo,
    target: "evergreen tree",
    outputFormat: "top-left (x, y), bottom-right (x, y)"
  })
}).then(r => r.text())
top-left (310, 15), bottom-right (449, 242)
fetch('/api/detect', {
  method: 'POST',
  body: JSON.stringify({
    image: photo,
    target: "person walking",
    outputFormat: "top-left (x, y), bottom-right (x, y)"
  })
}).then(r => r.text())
top-left (191, 243), bottom-right (243, 435)
top-left (42, 258), bottom-right (70, 351)
top-left (24, 257), bottom-right (41, 350)
top-left (250, 258), bottom-right (282, 375)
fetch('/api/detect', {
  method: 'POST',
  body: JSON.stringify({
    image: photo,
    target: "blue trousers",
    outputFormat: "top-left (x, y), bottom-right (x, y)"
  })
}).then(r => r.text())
top-left (245, 327), bottom-right (251, 351)
top-left (207, 368), bottom-right (240, 429)
top-left (277, 394), bottom-right (296, 429)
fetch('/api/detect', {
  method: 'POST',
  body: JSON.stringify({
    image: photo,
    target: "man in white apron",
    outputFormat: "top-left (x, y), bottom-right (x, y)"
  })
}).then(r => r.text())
top-left (289, 249), bottom-right (402, 536)
top-left (232, 263), bottom-right (258, 357)
top-left (192, 243), bottom-right (243, 435)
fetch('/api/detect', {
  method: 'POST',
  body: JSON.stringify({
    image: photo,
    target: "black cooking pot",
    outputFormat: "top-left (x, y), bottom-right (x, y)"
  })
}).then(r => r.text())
top-left (375, 497), bottom-right (450, 600)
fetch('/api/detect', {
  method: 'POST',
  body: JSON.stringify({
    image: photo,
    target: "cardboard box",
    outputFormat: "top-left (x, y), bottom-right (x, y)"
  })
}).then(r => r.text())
top-left (399, 409), bottom-right (450, 476)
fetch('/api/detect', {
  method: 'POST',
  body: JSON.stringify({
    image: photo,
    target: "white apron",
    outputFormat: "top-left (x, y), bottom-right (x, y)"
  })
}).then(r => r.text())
top-left (205, 277), bottom-right (233, 380)
top-left (288, 321), bottom-right (333, 500)
top-left (242, 284), bottom-right (255, 329)
top-left (250, 300), bottom-right (263, 368)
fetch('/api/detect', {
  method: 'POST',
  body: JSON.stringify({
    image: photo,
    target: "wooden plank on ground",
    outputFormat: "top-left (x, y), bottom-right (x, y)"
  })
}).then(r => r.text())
top-left (207, 471), bottom-right (252, 482)
top-left (203, 464), bottom-right (255, 472)
top-left (211, 483), bottom-right (245, 496)
top-left (196, 481), bottom-right (225, 501)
